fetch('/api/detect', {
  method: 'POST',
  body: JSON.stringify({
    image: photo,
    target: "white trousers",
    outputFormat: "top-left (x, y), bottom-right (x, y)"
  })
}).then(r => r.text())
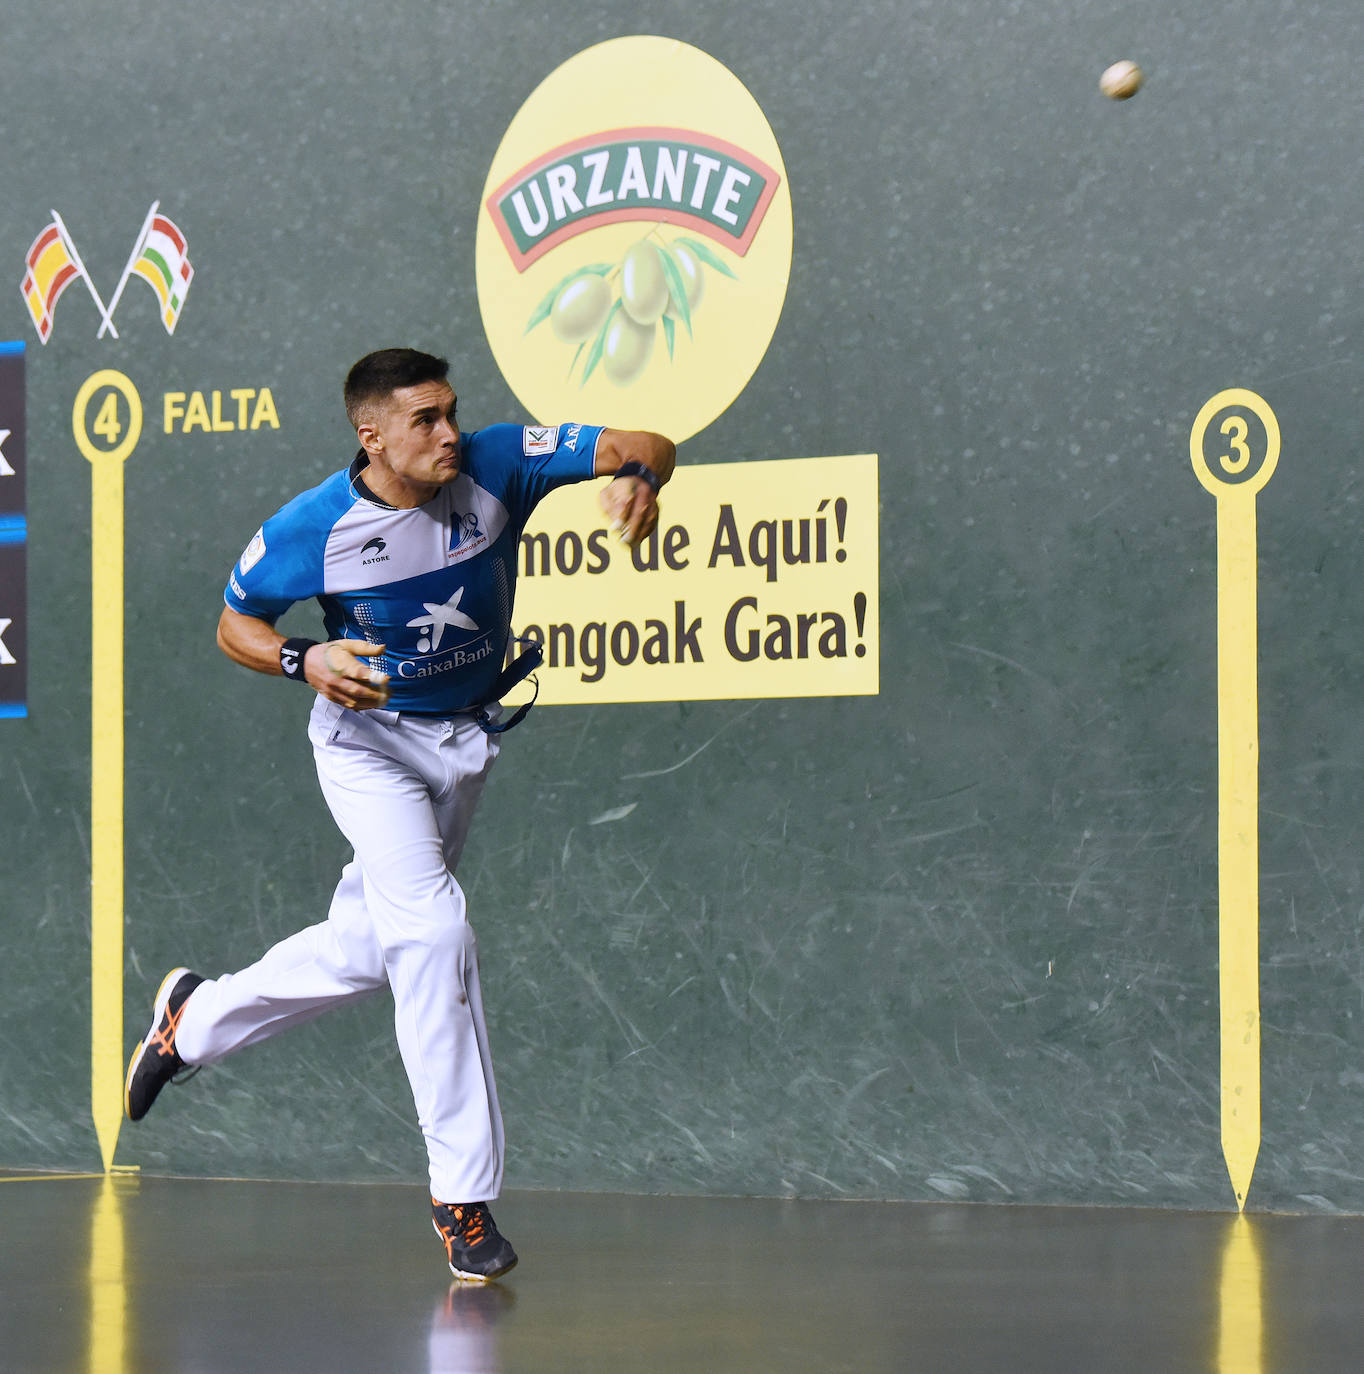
top-left (175, 696), bottom-right (505, 1204)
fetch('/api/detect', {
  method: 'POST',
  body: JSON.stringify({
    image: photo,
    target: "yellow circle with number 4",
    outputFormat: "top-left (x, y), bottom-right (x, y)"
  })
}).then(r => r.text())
top-left (475, 36), bottom-right (793, 444)
top-left (73, 370), bottom-right (143, 465)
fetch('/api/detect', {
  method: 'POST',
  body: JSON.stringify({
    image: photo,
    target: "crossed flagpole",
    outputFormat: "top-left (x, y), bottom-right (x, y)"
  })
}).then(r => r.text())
top-left (41, 211), bottom-right (120, 338)
top-left (97, 202), bottom-right (161, 339)
top-left (20, 201), bottom-right (192, 343)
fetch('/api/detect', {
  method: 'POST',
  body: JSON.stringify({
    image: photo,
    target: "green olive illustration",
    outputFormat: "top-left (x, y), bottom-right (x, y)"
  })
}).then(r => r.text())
top-left (602, 312), bottom-right (655, 384)
top-left (550, 274), bottom-right (612, 343)
top-left (669, 243), bottom-right (705, 309)
top-left (620, 242), bottom-right (669, 325)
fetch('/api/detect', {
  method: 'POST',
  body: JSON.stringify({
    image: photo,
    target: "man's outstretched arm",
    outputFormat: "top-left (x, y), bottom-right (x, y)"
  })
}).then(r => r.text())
top-left (594, 428), bottom-right (676, 545)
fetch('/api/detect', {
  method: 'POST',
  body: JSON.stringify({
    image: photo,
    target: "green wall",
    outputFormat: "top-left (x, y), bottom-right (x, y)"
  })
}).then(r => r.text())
top-left (3, 0), bottom-right (1363, 1212)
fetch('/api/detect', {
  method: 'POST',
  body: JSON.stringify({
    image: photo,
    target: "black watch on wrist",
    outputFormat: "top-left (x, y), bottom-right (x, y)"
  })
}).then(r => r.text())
top-left (612, 460), bottom-right (661, 493)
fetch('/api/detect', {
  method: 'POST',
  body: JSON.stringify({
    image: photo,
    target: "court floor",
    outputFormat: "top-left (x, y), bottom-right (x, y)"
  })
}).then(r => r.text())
top-left (2, 1172), bottom-right (1361, 1373)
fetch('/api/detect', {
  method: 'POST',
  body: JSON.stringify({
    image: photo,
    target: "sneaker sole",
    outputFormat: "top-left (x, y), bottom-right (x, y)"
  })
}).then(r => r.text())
top-left (124, 966), bottom-right (193, 1120)
top-left (431, 1218), bottom-right (518, 1283)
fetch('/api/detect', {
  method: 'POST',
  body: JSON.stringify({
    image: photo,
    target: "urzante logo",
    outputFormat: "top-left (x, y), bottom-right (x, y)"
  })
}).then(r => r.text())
top-left (361, 536), bottom-right (389, 565)
top-left (20, 201), bottom-right (193, 343)
top-left (0, 617), bottom-right (15, 666)
top-left (475, 37), bottom-right (793, 444)
top-left (488, 133), bottom-right (777, 270)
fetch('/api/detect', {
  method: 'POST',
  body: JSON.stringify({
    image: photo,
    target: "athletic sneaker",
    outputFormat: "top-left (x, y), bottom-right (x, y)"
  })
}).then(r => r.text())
top-left (431, 1199), bottom-right (518, 1281)
top-left (124, 967), bottom-right (205, 1122)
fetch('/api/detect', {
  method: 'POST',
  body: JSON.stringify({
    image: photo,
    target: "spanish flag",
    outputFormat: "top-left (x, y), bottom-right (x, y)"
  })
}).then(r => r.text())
top-left (128, 211), bottom-right (193, 333)
top-left (20, 221), bottom-right (82, 343)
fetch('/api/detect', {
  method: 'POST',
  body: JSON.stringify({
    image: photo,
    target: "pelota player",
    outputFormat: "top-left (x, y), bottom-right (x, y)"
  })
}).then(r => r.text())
top-left (123, 348), bottom-right (675, 1281)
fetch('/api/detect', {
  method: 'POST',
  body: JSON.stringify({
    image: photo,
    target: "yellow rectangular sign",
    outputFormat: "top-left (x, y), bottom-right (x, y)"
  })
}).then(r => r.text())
top-left (511, 453), bottom-right (878, 704)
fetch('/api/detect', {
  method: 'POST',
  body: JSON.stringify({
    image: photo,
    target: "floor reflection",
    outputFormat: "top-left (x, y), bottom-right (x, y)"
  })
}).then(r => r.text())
top-left (9, 1178), bottom-right (1361, 1374)
top-left (88, 1173), bottom-right (136, 1374)
top-left (427, 1281), bottom-right (514, 1374)
top-left (1217, 1214), bottom-right (1262, 1374)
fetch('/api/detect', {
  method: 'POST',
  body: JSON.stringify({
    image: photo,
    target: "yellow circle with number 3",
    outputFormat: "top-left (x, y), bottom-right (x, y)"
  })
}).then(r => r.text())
top-left (475, 36), bottom-right (793, 444)
top-left (1189, 388), bottom-right (1280, 497)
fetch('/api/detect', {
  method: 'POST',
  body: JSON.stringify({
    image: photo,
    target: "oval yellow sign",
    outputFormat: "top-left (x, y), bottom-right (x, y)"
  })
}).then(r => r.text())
top-left (476, 36), bottom-right (793, 444)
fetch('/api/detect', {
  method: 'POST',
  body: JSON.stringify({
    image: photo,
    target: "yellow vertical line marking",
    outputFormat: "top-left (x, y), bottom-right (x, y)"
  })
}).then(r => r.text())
top-left (88, 1173), bottom-right (133, 1374)
top-left (1217, 1214), bottom-right (1263, 1374)
top-left (74, 371), bottom-right (143, 1174)
top-left (91, 456), bottom-right (124, 1171)
top-left (1216, 494), bottom-right (1261, 1209)
top-left (1190, 389), bottom-right (1280, 1212)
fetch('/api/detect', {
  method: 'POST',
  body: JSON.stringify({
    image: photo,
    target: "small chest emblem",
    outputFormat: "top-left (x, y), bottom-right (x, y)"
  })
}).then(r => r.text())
top-left (449, 509), bottom-right (485, 555)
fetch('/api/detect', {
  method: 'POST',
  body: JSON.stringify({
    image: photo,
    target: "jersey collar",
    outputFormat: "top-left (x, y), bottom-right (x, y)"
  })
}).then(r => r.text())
top-left (348, 451), bottom-right (399, 509)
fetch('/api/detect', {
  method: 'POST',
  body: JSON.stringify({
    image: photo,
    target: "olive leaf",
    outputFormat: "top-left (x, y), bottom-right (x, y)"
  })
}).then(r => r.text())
top-left (655, 244), bottom-right (692, 338)
top-left (674, 236), bottom-right (738, 280)
top-left (662, 313), bottom-right (676, 361)
top-left (567, 340), bottom-right (585, 379)
top-left (524, 263), bottom-right (614, 334)
top-left (580, 300), bottom-right (622, 387)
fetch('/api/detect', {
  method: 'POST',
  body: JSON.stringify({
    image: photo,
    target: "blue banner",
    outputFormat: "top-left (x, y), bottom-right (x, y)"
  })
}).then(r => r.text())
top-left (0, 343), bottom-right (26, 719)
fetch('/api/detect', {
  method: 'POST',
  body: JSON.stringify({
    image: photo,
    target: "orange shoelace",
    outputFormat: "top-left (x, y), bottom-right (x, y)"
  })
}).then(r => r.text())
top-left (435, 1203), bottom-right (488, 1250)
top-left (151, 1000), bottom-right (189, 1059)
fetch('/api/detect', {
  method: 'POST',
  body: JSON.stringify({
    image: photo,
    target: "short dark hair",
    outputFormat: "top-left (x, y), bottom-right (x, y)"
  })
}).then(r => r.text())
top-left (344, 349), bottom-right (450, 429)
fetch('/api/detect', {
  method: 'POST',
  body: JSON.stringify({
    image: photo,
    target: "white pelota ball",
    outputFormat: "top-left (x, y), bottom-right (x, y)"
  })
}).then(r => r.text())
top-left (1100, 60), bottom-right (1143, 100)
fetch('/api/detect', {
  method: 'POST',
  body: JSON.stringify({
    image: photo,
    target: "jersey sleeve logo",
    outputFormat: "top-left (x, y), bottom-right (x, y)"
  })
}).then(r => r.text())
top-left (239, 527), bottom-right (267, 573)
top-left (523, 425), bottom-right (559, 456)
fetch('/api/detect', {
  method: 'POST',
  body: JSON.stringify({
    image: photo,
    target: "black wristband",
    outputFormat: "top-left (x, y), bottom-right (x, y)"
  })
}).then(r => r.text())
top-left (280, 638), bottom-right (318, 682)
top-left (612, 460), bottom-right (661, 493)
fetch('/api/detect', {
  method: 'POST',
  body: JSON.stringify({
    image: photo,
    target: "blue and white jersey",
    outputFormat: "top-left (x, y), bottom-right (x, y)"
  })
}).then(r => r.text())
top-left (225, 422), bottom-right (603, 713)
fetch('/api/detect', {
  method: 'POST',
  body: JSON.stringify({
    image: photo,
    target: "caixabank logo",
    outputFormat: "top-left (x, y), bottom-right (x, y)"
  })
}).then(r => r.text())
top-left (476, 36), bottom-right (793, 444)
